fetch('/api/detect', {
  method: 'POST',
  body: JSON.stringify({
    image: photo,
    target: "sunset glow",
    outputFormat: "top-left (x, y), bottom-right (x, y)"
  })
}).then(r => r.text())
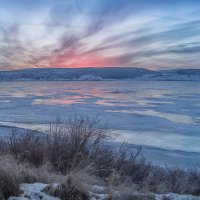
top-left (0, 0), bottom-right (200, 70)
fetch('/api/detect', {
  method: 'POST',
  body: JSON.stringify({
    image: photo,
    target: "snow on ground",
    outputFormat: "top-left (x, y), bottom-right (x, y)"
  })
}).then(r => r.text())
top-left (8, 183), bottom-right (200, 200)
top-left (155, 193), bottom-right (200, 200)
top-left (89, 185), bottom-right (108, 200)
top-left (8, 183), bottom-right (59, 200)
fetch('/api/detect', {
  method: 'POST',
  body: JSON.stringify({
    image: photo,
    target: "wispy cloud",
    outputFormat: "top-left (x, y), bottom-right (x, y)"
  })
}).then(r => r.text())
top-left (0, 0), bottom-right (200, 70)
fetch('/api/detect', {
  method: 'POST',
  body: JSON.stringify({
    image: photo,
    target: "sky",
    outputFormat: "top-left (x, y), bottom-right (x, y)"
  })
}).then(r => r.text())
top-left (0, 0), bottom-right (200, 71)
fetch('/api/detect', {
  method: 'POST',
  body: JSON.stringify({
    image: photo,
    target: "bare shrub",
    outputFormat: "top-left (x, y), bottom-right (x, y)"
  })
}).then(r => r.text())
top-left (2, 115), bottom-right (145, 180)
top-left (0, 154), bottom-right (59, 199)
top-left (45, 115), bottom-right (111, 173)
top-left (1, 115), bottom-right (200, 198)
top-left (97, 143), bottom-right (150, 186)
top-left (8, 129), bottom-right (47, 166)
top-left (20, 162), bottom-right (59, 184)
top-left (105, 167), bottom-right (153, 200)
top-left (184, 169), bottom-right (200, 195)
top-left (114, 143), bottom-right (150, 183)
top-left (165, 167), bottom-right (186, 193)
top-left (44, 165), bottom-right (99, 200)
top-left (145, 167), bottom-right (168, 193)
top-left (92, 142), bottom-right (149, 181)
top-left (106, 174), bottom-right (137, 198)
top-left (0, 155), bottom-right (21, 199)
top-left (144, 165), bottom-right (200, 195)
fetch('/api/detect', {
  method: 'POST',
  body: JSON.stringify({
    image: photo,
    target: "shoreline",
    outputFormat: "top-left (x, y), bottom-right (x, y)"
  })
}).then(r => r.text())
top-left (1, 123), bottom-right (200, 168)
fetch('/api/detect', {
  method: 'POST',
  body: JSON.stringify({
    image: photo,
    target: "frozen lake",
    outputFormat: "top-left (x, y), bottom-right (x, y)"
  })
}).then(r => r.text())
top-left (0, 80), bottom-right (200, 166)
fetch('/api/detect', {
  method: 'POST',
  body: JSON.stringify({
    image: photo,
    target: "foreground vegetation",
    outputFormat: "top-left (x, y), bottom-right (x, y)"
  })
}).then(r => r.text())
top-left (0, 115), bottom-right (200, 199)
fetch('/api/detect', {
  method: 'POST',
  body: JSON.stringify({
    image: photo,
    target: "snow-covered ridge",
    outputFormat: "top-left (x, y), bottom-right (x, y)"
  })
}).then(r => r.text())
top-left (0, 67), bottom-right (200, 81)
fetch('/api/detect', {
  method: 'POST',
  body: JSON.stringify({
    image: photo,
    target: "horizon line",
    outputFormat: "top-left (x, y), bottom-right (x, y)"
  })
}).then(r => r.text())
top-left (0, 66), bottom-right (200, 72)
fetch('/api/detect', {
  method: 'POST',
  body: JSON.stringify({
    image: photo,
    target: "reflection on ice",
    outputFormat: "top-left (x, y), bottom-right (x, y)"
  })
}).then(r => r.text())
top-left (106, 109), bottom-right (199, 125)
top-left (0, 80), bottom-right (200, 155)
top-left (33, 95), bottom-right (88, 105)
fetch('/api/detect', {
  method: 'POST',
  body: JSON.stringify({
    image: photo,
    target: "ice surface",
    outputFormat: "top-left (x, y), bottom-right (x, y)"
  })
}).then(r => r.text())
top-left (0, 80), bottom-right (200, 167)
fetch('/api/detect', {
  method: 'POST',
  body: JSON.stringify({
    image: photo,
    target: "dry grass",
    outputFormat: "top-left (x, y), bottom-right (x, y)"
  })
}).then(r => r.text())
top-left (0, 155), bottom-right (21, 199)
top-left (4, 115), bottom-right (146, 181)
top-left (0, 154), bottom-right (61, 199)
top-left (44, 165), bottom-right (99, 200)
top-left (143, 166), bottom-right (200, 195)
top-left (0, 115), bottom-right (200, 199)
top-left (107, 193), bottom-right (155, 200)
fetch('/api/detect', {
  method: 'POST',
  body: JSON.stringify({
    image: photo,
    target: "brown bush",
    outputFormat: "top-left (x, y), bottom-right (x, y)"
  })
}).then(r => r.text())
top-left (0, 155), bottom-right (21, 199)
top-left (44, 165), bottom-right (99, 200)
top-left (0, 115), bottom-right (200, 198)
top-left (0, 154), bottom-right (60, 199)
top-left (4, 115), bottom-right (145, 179)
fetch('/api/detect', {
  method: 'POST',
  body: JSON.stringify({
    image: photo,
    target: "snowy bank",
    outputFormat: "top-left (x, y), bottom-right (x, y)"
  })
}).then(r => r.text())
top-left (8, 183), bottom-right (200, 200)
top-left (8, 183), bottom-right (59, 200)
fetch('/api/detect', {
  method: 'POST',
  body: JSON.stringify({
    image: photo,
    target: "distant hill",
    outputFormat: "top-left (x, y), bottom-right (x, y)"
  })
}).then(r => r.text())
top-left (0, 67), bottom-right (200, 81)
